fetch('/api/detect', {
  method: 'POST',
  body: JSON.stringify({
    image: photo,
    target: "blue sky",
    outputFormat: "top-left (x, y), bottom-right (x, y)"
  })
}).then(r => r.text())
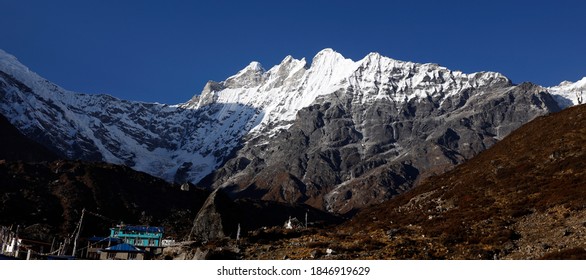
top-left (1, 0), bottom-right (585, 104)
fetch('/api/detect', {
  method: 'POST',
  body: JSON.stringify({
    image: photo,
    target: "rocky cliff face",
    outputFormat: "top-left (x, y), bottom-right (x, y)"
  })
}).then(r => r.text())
top-left (206, 79), bottom-right (560, 214)
top-left (341, 104), bottom-right (586, 259)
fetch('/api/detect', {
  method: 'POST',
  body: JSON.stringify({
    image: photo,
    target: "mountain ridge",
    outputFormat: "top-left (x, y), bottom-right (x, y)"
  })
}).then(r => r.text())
top-left (0, 48), bottom-right (583, 213)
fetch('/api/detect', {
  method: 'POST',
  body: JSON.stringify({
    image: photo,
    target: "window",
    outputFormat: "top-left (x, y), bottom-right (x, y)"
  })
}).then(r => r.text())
top-left (107, 252), bottom-right (116, 259)
top-left (128, 253), bottom-right (137, 260)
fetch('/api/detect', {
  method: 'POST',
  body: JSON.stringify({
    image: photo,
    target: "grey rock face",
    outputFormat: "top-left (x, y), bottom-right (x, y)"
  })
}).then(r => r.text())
top-left (207, 81), bottom-right (560, 214)
top-left (188, 189), bottom-right (232, 241)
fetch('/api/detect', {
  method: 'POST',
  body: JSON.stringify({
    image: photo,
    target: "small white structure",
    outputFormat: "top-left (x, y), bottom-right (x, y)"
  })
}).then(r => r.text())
top-left (5, 238), bottom-right (21, 253)
top-left (161, 239), bottom-right (176, 247)
top-left (284, 217), bottom-right (303, 229)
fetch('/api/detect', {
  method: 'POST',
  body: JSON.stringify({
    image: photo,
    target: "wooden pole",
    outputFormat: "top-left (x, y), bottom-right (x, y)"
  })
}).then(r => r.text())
top-left (50, 237), bottom-right (56, 255)
top-left (236, 223), bottom-right (241, 242)
top-left (13, 238), bottom-right (19, 258)
top-left (72, 208), bottom-right (86, 258)
top-left (0, 227), bottom-right (5, 254)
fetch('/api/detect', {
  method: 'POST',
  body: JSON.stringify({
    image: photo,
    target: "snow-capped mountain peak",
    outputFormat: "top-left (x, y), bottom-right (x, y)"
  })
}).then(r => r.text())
top-left (548, 77), bottom-right (586, 108)
top-left (245, 61), bottom-right (264, 72)
top-left (182, 48), bottom-right (358, 134)
top-left (183, 48), bottom-right (554, 138)
top-left (224, 61), bottom-right (265, 88)
top-left (310, 48), bottom-right (350, 67)
top-left (0, 47), bottom-right (582, 190)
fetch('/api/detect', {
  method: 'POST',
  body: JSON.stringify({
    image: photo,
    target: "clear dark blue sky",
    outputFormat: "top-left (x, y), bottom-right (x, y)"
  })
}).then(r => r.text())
top-left (1, 0), bottom-right (585, 104)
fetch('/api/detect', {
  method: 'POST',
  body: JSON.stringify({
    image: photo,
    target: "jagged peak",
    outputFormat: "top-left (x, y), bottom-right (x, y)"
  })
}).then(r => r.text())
top-left (358, 51), bottom-right (406, 68)
top-left (223, 61), bottom-right (266, 89)
top-left (264, 55), bottom-right (307, 79)
top-left (475, 71), bottom-right (512, 83)
top-left (365, 51), bottom-right (382, 59)
top-left (310, 48), bottom-right (348, 67)
top-left (316, 48), bottom-right (337, 55)
top-left (226, 61), bottom-right (265, 80)
top-left (554, 77), bottom-right (586, 89)
top-left (244, 61), bottom-right (264, 72)
top-left (281, 55), bottom-right (294, 64)
top-left (276, 55), bottom-right (306, 68)
top-left (203, 80), bottom-right (224, 92)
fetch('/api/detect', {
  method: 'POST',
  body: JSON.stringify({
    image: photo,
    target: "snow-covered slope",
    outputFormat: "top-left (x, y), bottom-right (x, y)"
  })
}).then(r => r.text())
top-left (548, 78), bottom-right (586, 108)
top-left (181, 49), bottom-right (357, 136)
top-left (0, 49), bottom-right (254, 183)
top-left (181, 48), bottom-right (512, 138)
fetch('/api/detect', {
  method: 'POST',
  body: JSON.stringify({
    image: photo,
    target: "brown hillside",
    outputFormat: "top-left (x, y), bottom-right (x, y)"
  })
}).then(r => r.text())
top-left (231, 104), bottom-right (586, 259)
top-left (342, 103), bottom-right (586, 259)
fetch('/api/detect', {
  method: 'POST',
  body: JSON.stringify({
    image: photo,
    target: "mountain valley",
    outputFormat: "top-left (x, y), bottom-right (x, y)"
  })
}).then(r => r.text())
top-left (1, 48), bottom-right (585, 259)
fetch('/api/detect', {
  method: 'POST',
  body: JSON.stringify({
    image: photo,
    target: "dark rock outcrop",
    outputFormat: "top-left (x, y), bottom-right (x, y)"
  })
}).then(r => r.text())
top-left (188, 189), bottom-right (234, 241)
top-left (187, 189), bottom-right (341, 242)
